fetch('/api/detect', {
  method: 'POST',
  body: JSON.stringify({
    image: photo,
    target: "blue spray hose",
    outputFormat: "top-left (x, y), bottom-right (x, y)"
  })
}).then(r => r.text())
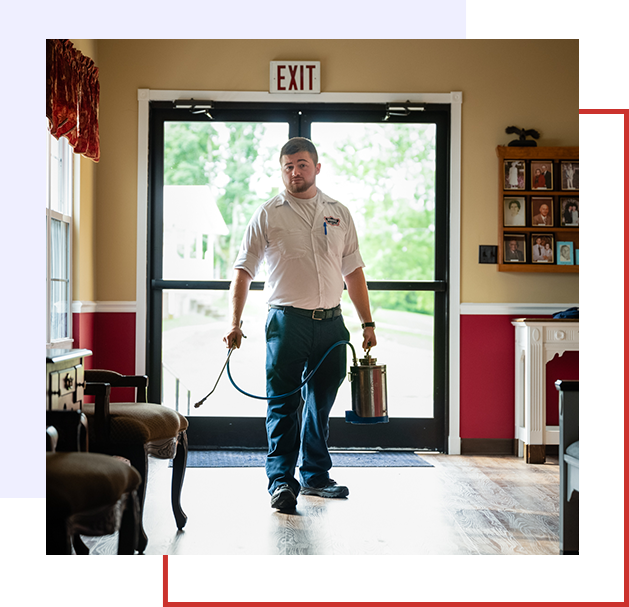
top-left (226, 339), bottom-right (358, 400)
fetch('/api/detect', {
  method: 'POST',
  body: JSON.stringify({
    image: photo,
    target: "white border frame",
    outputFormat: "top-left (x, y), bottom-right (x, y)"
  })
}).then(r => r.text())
top-left (136, 89), bottom-right (463, 453)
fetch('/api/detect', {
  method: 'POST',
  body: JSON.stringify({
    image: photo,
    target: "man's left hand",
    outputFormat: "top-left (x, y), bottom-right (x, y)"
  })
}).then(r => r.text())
top-left (362, 326), bottom-right (376, 351)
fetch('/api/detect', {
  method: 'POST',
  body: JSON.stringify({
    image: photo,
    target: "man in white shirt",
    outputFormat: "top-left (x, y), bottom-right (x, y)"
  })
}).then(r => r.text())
top-left (223, 137), bottom-right (377, 511)
top-left (532, 236), bottom-right (545, 261)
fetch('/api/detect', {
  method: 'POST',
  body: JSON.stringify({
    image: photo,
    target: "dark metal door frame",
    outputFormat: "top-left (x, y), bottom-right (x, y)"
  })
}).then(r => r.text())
top-left (147, 101), bottom-right (450, 452)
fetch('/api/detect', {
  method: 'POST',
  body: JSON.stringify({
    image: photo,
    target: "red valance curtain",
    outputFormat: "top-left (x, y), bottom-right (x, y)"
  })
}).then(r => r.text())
top-left (46, 39), bottom-right (100, 162)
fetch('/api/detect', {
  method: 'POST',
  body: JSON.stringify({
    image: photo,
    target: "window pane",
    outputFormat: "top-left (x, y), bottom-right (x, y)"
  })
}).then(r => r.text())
top-left (50, 218), bottom-right (69, 339)
top-left (309, 122), bottom-right (437, 418)
top-left (312, 122), bottom-right (437, 281)
top-left (331, 291), bottom-right (434, 419)
top-left (162, 289), bottom-right (269, 417)
top-left (161, 288), bottom-right (433, 419)
top-left (49, 134), bottom-right (73, 216)
top-left (162, 122), bottom-right (288, 280)
top-left (46, 126), bottom-right (51, 210)
top-left (49, 133), bottom-right (61, 213)
top-left (51, 218), bottom-right (68, 280)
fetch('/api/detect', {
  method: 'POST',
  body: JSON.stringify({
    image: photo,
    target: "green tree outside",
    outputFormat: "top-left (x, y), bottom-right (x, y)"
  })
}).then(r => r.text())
top-left (163, 121), bottom-right (436, 313)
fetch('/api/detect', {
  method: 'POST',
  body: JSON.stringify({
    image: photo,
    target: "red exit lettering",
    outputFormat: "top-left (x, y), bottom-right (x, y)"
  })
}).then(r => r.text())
top-left (277, 64), bottom-right (286, 90)
top-left (274, 62), bottom-right (318, 92)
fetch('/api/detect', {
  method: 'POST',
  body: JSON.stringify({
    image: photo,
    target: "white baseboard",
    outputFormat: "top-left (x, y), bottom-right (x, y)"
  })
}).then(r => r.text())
top-left (460, 303), bottom-right (578, 316)
top-left (72, 300), bottom-right (137, 313)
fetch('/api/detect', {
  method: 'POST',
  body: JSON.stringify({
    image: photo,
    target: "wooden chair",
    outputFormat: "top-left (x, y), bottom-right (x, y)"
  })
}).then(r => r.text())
top-left (82, 369), bottom-right (189, 554)
top-left (46, 426), bottom-right (141, 555)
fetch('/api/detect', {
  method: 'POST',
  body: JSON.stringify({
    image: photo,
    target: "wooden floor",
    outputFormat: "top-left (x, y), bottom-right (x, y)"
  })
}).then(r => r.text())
top-left (83, 452), bottom-right (560, 555)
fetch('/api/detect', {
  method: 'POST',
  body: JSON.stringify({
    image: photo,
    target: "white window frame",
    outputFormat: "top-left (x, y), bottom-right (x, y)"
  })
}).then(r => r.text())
top-left (46, 127), bottom-right (75, 349)
top-left (135, 89), bottom-right (462, 453)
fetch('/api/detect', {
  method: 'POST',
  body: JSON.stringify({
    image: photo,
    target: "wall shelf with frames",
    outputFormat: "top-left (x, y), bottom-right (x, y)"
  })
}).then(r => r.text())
top-left (497, 146), bottom-right (579, 273)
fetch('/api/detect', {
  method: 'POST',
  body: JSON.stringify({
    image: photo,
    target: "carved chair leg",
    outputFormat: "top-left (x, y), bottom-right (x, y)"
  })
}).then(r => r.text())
top-left (118, 491), bottom-right (140, 555)
top-left (72, 533), bottom-right (90, 555)
top-left (171, 431), bottom-right (188, 530)
top-left (117, 445), bottom-right (149, 554)
top-left (46, 515), bottom-right (72, 555)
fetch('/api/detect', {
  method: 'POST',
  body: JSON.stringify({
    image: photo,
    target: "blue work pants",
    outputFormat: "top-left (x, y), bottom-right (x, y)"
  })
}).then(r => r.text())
top-left (264, 308), bottom-right (349, 495)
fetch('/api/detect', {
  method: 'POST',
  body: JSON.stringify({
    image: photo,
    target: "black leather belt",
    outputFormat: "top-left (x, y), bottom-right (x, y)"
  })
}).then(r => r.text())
top-left (269, 304), bottom-right (342, 320)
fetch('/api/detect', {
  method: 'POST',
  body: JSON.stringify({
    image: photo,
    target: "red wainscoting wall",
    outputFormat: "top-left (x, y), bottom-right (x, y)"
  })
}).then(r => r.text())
top-left (73, 310), bottom-right (137, 402)
top-left (460, 314), bottom-right (579, 440)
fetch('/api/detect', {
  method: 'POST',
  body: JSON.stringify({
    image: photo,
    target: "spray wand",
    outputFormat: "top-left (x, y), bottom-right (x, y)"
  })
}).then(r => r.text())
top-left (194, 321), bottom-right (246, 408)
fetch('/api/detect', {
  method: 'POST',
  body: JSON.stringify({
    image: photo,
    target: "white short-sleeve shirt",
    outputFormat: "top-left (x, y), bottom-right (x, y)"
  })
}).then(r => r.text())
top-left (234, 189), bottom-right (365, 309)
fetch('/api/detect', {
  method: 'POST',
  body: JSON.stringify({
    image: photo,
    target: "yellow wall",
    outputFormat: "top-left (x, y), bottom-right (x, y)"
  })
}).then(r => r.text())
top-left (70, 39), bottom-right (98, 302)
top-left (93, 39), bottom-right (579, 303)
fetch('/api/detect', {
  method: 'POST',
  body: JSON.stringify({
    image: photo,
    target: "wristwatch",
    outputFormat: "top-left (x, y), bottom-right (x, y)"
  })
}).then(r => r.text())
top-left (361, 322), bottom-right (376, 329)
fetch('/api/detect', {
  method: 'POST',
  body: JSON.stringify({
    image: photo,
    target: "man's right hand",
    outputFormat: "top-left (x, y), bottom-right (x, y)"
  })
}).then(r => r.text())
top-left (223, 325), bottom-right (244, 349)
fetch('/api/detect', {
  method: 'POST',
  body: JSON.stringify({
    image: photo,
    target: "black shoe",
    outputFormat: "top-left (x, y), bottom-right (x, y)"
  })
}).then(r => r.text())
top-left (300, 479), bottom-right (349, 498)
top-left (270, 483), bottom-right (297, 510)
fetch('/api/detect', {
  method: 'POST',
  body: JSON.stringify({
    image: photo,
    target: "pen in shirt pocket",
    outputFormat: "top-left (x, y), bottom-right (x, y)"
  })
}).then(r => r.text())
top-left (323, 221), bottom-right (327, 235)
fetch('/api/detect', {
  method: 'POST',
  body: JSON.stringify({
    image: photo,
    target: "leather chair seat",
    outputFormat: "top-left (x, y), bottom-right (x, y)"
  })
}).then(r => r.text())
top-left (81, 402), bottom-right (188, 445)
top-left (47, 452), bottom-right (141, 517)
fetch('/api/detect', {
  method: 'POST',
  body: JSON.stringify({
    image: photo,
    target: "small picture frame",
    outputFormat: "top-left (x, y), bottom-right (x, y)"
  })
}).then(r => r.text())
top-left (561, 161), bottom-right (579, 190)
top-left (531, 233), bottom-right (555, 263)
top-left (531, 161), bottom-right (553, 190)
top-left (531, 196), bottom-right (554, 226)
top-left (503, 234), bottom-right (527, 263)
top-left (560, 197), bottom-right (579, 226)
top-left (504, 160), bottom-right (525, 190)
top-left (503, 196), bottom-right (527, 226)
top-left (576, 249), bottom-right (579, 265)
top-left (557, 241), bottom-right (574, 265)
top-left (479, 245), bottom-right (498, 264)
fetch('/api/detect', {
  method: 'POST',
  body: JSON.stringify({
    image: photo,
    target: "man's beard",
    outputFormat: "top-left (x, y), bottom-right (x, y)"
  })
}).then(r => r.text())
top-left (287, 177), bottom-right (315, 195)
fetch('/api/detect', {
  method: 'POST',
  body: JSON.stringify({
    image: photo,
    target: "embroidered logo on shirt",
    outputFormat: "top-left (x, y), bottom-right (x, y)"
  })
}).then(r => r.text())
top-left (324, 216), bottom-right (340, 226)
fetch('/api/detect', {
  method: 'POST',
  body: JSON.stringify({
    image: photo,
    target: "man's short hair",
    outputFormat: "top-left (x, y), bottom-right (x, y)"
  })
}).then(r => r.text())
top-left (280, 137), bottom-right (318, 164)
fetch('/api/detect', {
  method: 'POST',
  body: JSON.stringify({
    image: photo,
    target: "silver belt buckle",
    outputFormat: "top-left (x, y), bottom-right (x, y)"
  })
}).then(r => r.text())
top-left (312, 309), bottom-right (324, 320)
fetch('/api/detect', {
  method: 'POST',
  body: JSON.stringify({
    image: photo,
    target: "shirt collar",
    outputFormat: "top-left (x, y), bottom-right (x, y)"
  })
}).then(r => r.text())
top-left (275, 188), bottom-right (338, 207)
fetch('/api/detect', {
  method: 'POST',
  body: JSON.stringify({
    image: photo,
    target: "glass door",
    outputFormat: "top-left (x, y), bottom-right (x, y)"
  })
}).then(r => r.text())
top-left (147, 102), bottom-right (449, 451)
top-left (302, 106), bottom-right (449, 451)
top-left (148, 104), bottom-right (294, 447)
top-left (310, 121), bottom-right (438, 417)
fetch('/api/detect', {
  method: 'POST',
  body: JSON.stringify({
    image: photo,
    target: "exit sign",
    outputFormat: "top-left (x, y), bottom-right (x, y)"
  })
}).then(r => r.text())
top-left (270, 61), bottom-right (320, 94)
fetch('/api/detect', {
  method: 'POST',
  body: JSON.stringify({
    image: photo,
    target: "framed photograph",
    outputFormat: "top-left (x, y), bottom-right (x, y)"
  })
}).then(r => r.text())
top-left (561, 161), bottom-right (579, 190)
top-left (576, 249), bottom-right (579, 265)
top-left (479, 245), bottom-right (497, 264)
top-left (557, 241), bottom-right (574, 265)
top-left (531, 160), bottom-right (553, 190)
top-left (531, 196), bottom-right (554, 226)
top-left (531, 233), bottom-right (555, 263)
top-left (503, 196), bottom-right (526, 226)
top-left (503, 234), bottom-right (527, 263)
top-left (560, 197), bottom-right (579, 226)
top-left (504, 160), bottom-right (525, 190)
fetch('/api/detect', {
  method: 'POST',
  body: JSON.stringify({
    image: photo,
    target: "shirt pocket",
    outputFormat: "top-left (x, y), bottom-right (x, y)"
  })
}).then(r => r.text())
top-left (275, 229), bottom-right (308, 260)
top-left (325, 225), bottom-right (345, 257)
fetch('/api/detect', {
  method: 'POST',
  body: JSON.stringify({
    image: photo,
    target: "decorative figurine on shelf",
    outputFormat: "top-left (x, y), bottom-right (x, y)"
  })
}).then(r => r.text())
top-left (505, 126), bottom-right (540, 147)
